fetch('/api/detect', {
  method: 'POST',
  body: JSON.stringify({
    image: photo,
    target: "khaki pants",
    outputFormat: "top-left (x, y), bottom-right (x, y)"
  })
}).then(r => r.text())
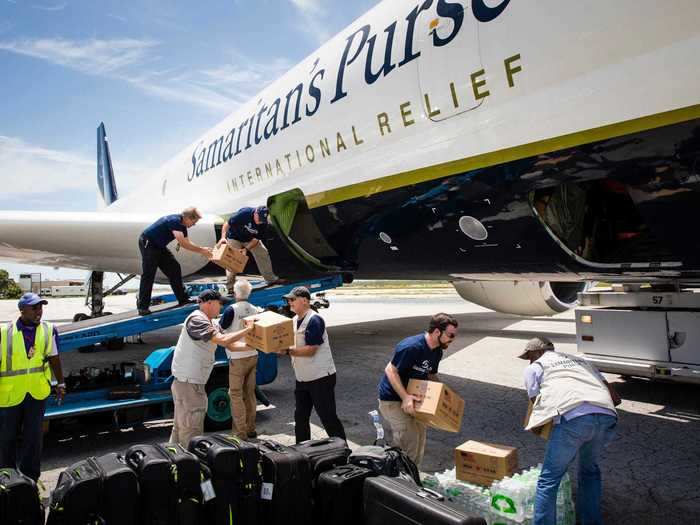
top-left (228, 355), bottom-right (258, 439)
top-left (170, 380), bottom-right (207, 448)
top-left (226, 239), bottom-right (278, 287)
top-left (379, 400), bottom-right (427, 467)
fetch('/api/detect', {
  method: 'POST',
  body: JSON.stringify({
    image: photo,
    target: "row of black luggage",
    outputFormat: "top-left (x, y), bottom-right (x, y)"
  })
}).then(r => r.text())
top-left (2, 435), bottom-right (486, 525)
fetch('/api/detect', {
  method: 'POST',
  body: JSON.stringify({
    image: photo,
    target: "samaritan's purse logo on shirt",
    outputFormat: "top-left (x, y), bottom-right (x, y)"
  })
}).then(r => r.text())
top-left (412, 359), bottom-right (432, 374)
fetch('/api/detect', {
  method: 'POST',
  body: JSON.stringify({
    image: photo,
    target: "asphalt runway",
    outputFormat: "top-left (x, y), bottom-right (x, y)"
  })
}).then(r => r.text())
top-left (1, 291), bottom-right (698, 524)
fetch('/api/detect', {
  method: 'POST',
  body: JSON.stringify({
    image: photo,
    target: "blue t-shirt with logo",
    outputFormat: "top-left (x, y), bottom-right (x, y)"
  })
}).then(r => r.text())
top-left (227, 207), bottom-right (266, 242)
top-left (378, 334), bottom-right (442, 401)
top-left (142, 214), bottom-right (187, 248)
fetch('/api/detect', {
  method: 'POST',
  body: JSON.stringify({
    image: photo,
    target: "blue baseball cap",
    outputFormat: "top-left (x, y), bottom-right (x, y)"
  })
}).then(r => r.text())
top-left (256, 206), bottom-right (269, 224)
top-left (18, 292), bottom-right (48, 309)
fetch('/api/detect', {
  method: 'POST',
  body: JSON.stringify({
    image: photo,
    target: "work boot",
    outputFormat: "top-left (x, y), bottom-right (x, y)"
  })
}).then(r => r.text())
top-left (247, 431), bottom-right (258, 439)
top-left (138, 309), bottom-right (151, 316)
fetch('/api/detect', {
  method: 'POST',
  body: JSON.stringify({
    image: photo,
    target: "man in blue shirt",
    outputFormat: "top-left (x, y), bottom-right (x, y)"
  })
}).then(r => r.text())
top-left (377, 313), bottom-right (458, 466)
top-left (217, 206), bottom-right (279, 292)
top-left (137, 207), bottom-right (212, 315)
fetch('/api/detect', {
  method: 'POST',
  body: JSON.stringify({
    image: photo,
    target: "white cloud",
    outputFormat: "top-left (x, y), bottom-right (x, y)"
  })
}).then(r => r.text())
top-left (0, 135), bottom-right (147, 199)
top-left (290, 0), bottom-right (324, 13)
top-left (0, 37), bottom-right (293, 113)
top-left (0, 38), bottom-right (158, 75)
top-left (31, 2), bottom-right (67, 11)
top-left (287, 0), bottom-right (331, 46)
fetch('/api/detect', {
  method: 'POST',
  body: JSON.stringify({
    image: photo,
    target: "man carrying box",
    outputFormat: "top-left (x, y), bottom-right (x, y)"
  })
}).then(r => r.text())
top-left (520, 336), bottom-right (620, 525)
top-left (219, 278), bottom-right (263, 439)
top-left (278, 286), bottom-right (346, 444)
top-left (377, 313), bottom-right (458, 466)
top-left (217, 206), bottom-right (280, 293)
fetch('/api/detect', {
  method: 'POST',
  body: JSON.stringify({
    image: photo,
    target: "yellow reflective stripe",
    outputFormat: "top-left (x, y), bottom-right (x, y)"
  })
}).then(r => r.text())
top-left (5, 323), bottom-right (14, 373)
top-left (0, 366), bottom-right (46, 378)
top-left (306, 103), bottom-right (700, 208)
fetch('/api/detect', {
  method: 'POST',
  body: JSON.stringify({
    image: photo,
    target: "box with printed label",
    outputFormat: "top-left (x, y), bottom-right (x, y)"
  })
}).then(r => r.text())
top-left (243, 310), bottom-right (294, 353)
top-left (406, 379), bottom-right (464, 432)
top-left (455, 440), bottom-right (518, 485)
top-left (210, 244), bottom-right (248, 274)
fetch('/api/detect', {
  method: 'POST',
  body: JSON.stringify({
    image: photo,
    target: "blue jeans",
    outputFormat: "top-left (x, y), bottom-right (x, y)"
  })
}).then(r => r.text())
top-left (534, 414), bottom-right (617, 525)
top-left (0, 394), bottom-right (47, 481)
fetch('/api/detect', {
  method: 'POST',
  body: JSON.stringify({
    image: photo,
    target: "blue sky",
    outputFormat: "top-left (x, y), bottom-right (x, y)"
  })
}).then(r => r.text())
top-left (0, 0), bottom-right (377, 281)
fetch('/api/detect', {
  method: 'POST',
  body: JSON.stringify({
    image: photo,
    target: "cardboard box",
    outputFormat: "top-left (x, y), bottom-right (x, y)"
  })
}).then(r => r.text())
top-left (455, 440), bottom-right (518, 485)
top-left (211, 244), bottom-right (248, 274)
top-left (524, 400), bottom-right (553, 440)
top-left (406, 379), bottom-right (464, 433)
top-left (243, 310), bottom-right (294, 353)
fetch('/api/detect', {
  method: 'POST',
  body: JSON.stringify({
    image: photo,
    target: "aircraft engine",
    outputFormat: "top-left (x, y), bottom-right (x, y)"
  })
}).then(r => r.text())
top-left (451, 280), bottom-right (590, 316)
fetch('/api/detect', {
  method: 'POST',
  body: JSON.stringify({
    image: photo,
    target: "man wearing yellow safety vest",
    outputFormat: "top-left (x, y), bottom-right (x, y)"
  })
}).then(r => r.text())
top-left (0, 293), bottom-right (65, 481)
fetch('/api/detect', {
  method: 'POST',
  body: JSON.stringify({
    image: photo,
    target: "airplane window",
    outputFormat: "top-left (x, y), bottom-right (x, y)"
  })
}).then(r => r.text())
top-left (379, 232), bottom-right (393, 244)
top-left (161, 179), bottom-right (167, 196)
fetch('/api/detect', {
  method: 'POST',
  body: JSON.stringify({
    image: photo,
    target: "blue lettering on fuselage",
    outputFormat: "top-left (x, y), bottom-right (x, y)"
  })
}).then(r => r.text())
top-left (187, 0), bottom-right (510, 182)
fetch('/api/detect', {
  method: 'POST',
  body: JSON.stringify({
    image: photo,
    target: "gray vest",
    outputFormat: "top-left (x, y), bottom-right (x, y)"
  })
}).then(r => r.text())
top-left (172, 310), bottom-right (216, 384)
top-left (223, 301), bottom-right (261, 359)
top-left (526, 351), bottom-right (616, 430)
top-left (291, 310), bottom-right (336, 382)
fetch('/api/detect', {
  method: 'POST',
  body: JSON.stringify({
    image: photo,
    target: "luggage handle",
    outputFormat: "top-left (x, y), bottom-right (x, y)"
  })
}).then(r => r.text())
top-left (126, 449), bottom-right (146, 465)
top-left (417, 487), bottom-right (444, 501)
top-left (193, 440), bottom-right (214, 455)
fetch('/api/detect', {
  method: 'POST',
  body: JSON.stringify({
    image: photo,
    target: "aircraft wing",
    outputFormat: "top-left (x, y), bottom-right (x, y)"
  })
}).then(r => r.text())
top-left (0, 211), bottom-right (221, 276)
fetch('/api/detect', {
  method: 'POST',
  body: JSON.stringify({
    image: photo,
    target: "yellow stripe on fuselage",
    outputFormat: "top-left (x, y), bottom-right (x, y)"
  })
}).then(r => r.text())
top-left (306, 103), bottom-right (700, 209)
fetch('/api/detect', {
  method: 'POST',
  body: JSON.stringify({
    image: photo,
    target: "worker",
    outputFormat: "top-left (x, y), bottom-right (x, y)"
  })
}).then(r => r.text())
top-left (520, 336), bottom-right (620, 525)
top-left (377, 313), bottom-right (459, 467)
top-left (219, 278), bottom-right (262, 439)
top-left (169, 289), bottom-right (250, 448)
top-left (137, 207), bottom-right (212, 316)
top-left (217, 206), bottom-right (280, 292)
top-left (278, 286), bottom-right (346, 443)
top-left (0, 293), bottom-right (65, 482)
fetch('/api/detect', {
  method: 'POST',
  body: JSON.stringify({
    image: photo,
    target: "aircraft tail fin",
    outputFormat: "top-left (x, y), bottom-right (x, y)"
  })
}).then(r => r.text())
top-left (97, 122), bottom-right (118, 208)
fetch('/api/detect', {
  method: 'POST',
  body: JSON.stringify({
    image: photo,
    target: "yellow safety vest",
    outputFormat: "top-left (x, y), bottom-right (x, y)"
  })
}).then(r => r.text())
top-left (0, 321), bottom-right (53, 407)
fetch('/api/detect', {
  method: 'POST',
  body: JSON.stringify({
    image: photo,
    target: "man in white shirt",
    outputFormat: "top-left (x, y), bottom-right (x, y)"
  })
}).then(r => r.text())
top-left (219, 278), bottom-right (262, 439)
top-left (521, 336), bottom-right (620, 525)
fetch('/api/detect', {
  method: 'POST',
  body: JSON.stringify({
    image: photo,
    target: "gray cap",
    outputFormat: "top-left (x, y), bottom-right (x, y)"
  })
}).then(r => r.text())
top-left (518, 336), bottom-right (554, 359)
top-left (282, 286), bottom-right (311, 300)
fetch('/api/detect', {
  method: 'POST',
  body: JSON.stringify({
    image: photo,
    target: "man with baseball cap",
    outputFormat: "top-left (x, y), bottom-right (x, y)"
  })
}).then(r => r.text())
top-left (0, 293), bottom-right (65, 481)
top-left (279, 286), bottom-right (345, 443)
top-left (520, 336), bottom-right (621, 525)
top-left (169, 289), bottom-right (251, 447)
top-left (217, 206), bottom-right (281, 292)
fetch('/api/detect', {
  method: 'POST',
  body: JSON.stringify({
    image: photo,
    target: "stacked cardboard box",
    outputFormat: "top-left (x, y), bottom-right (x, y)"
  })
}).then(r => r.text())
top-left (455, 440), bottom-right (518, 486)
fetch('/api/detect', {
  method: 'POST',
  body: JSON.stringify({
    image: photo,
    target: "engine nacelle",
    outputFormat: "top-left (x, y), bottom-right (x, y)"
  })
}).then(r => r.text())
top-left (451, 280), bottom-right (589, 316)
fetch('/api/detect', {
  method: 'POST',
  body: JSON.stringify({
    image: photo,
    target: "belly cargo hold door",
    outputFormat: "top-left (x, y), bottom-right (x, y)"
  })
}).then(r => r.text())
top-left (267, 188), bottom-right (357, 274)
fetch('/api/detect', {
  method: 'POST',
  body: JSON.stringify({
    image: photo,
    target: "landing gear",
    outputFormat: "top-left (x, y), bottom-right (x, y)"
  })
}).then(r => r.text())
top-left (74, 271), bottom-right (136, 352)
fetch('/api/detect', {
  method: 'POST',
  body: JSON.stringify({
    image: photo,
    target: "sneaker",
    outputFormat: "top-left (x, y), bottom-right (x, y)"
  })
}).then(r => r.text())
top-left (137, 309), bottom-right (151, 316)
top-left (247, 431), bottom-right (258, 439)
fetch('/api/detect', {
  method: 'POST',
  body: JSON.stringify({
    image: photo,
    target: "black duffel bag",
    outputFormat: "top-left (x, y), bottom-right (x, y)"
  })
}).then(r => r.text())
top-left (348, 445), bottom-right (421, 486)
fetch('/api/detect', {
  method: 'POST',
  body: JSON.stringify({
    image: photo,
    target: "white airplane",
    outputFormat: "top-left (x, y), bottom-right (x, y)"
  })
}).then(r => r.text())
top-left (1, 0), bottom-right (699, 316)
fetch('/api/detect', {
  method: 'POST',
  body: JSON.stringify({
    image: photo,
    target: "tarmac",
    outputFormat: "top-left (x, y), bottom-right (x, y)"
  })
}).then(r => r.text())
top-left (1, 289), bottom-right (698, 524)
